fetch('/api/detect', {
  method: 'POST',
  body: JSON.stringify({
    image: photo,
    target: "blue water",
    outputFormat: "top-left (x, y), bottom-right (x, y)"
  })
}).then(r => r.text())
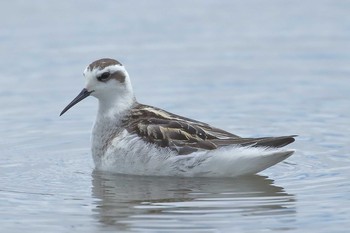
top-left (1, 0), bottom-right (350, 232)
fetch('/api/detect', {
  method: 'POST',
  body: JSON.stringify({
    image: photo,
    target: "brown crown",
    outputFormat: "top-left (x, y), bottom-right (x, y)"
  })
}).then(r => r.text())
top-left (87, 58), bottom-right (122, 71)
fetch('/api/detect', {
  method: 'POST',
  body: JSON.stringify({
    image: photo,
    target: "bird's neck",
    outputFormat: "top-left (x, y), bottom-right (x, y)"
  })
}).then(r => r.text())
top-left (97, 94), bottom-right (136, 121)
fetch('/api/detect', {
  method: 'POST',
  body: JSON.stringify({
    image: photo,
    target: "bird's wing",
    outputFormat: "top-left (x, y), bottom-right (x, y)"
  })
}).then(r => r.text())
top-left (123, 103), bottom-right (296, 155)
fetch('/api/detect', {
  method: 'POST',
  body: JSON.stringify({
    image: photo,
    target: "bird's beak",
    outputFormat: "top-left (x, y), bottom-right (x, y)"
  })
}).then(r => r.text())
top-left (60, 88), bottom-right (93, 116)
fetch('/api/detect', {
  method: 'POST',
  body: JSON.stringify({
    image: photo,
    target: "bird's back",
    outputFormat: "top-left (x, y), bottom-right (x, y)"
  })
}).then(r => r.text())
top-left (122, 103), bottom-right (296, 155)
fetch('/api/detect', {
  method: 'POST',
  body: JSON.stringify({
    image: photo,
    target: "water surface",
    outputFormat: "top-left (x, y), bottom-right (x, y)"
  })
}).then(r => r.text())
top-left (1, 0), bottom-right (350, 232)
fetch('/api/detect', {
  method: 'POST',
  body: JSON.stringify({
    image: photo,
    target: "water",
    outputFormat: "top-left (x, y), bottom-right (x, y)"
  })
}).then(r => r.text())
top-left (1, 0), bottom-right (350, 232)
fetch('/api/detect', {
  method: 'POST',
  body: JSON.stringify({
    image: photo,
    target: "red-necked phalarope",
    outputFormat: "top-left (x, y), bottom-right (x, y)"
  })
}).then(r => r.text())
top-left (60, 58), bottom-right (296, 177)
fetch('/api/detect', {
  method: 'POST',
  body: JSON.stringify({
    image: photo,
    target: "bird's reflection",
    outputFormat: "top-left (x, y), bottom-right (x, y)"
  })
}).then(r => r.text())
top-left (91, 171), bottom-right (296, 231)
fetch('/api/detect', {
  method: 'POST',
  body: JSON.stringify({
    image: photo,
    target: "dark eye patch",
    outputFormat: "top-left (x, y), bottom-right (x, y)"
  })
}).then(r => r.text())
top-left (111, 70), bottom-right (126, 83)
top-left (97, 72), bottom-right (110, 81)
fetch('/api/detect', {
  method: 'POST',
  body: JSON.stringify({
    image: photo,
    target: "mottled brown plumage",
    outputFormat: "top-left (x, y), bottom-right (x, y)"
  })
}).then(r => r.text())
top-left (122, 103), bottom-right (296, 155)
top-left (87, 58), bottom-right (122, 71)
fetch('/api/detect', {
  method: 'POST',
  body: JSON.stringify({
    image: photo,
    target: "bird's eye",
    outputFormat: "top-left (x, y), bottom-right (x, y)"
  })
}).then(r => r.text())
top-left (97, 72), bottom-right (110, 81)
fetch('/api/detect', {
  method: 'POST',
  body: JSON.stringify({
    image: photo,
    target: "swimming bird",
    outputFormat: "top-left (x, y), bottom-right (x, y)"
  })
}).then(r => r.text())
top-left (60, 58), bottom-right (296, 177)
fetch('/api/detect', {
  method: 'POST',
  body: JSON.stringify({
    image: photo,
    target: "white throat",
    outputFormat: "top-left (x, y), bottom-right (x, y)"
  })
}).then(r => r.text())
top-left (97, 91), bottom-right (136, 119)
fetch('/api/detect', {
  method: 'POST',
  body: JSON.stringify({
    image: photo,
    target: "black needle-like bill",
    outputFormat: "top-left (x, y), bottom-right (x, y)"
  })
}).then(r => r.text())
top-left (60, 88), bottom-right (93, 116)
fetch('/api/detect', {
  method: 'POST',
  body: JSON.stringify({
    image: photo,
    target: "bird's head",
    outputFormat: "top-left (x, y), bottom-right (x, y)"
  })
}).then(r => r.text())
top-left (60, 58), bottom-right (134, 116)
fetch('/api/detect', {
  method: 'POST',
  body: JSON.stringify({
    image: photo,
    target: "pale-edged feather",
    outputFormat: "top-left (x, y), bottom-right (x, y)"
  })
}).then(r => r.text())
top-left (122, 103), bottom-right (296, 155)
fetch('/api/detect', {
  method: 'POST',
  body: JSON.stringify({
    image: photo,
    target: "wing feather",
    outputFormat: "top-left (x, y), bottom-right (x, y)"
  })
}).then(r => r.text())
top-left (123, 103), bottom-right (296, 155)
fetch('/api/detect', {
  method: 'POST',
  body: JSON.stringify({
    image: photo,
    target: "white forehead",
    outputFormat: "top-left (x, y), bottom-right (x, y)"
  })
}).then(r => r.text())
top-left (83, 64), bottom-right (127, 78)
